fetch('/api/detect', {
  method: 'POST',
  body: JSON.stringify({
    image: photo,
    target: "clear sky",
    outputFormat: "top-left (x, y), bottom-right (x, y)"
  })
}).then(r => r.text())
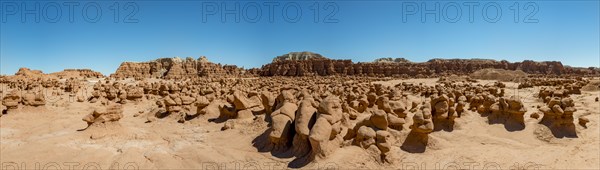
top-left (1, 0), bottom-right (599, 75)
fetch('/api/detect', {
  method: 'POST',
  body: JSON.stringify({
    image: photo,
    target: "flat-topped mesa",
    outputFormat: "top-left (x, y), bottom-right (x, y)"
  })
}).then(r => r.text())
top-left (111, 56), bottom-right (245, 79)
top-left (374, 57), bottom-right (412, 63)
top-left (260, 53), bottom-right (598, 77)
top-left (261, 52), bottom-right (353, 76)
top-left (272, 51), bottom-right (328, 63)
top-left (53, 69), bottom-right (104, 78)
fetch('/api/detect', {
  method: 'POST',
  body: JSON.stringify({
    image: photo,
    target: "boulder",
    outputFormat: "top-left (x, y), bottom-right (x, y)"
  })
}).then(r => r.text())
top-left (83, 104), bottom-right (124, 127)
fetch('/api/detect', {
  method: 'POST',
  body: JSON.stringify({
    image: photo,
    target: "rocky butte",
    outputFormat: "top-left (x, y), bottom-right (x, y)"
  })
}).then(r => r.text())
top-left (111, 56), bottom-right (246, 79)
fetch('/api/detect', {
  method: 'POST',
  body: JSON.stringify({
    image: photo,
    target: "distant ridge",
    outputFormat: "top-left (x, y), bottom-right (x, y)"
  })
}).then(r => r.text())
top-left (259, 52), bottom-right (599, 77)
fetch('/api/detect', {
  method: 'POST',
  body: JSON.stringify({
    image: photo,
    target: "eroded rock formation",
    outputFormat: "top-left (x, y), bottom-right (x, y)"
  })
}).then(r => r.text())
top-left (82, 104), bottom-right (124, 128)
top-left (112, 56), bottom-right (246, 79)
top-left (261, 52), bottom-right (597, 77)
top-left (539, 97), bottom-right (578, 137)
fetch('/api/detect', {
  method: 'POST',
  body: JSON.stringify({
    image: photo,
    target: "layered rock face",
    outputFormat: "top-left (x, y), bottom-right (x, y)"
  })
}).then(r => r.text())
top-left (112, 56), bottom-right (245, 79)
top-left (260, 53), bottom-right (596, 77)
top-left (53, 69), bottom-right (104, 78)
top-left (82, 104), bottom-right (124, 127)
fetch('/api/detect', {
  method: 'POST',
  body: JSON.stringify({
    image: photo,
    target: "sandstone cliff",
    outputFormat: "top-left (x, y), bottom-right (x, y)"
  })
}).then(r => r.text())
top-left (260, 52), bottom-right (597, 77)
top-left (111, 56), bottom-right (245, 79)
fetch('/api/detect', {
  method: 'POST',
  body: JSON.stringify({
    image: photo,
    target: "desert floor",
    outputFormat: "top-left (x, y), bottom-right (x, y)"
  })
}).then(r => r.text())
top-left (1, 78), bottom-right (599, 169)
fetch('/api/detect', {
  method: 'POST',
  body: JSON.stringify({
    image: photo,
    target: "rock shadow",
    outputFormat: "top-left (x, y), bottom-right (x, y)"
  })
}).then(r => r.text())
top-left (401, 131), bottom-right (428, 153)
top-left (251, 121), bottom-right (317, 168)
top-left (433, 118), bottom-right (455, 132)
top-left (487, 114), bottom-right (525, 132)
top-left (539, 116), bottom-right (578, 138)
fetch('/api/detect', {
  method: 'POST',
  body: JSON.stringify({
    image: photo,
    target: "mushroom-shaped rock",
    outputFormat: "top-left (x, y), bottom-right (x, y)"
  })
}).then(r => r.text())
top-left (539, 96), bottom-right (578, 137)
top-left (2, 91), bottom-right (21, 110)
top-left (411, 109), bottom-right (434, 134)
top-left (489, 96), bottom-right (527, 127)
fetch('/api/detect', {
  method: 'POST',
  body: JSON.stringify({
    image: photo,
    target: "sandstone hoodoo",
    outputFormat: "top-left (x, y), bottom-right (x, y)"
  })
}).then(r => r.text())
top-left (489, 96), bottom-right (527, 130)
top-left (2, 91), bottom-right (22, 115)
top-left (267, 90), bottom-right (299, 149)
top-left (308, 96), bottom-right (345, 159)
top-left (539, 96), bottom-right (578, 137)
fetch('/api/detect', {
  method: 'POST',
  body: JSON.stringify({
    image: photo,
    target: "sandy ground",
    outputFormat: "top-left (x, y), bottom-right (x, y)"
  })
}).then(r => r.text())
top-left (1, 78), bottom-right (599, 169)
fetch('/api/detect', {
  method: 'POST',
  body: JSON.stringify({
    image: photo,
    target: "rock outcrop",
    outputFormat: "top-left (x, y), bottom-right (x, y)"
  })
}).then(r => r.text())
top-left (112, 56), bottom-right (246, 79)
top-left (21, 92), bottom-right (46, 107)
top-left (268, 90), bottom-right (298, 147)
top-left (260, 52), bottom-right (596, 77)
top-left (15, 68), bottom-right (44, 77)
top-left (2, 91), bottom-right (21, 112)
top-left (401, 103), bottom-right (434, 153)
top-left (0, 104), bottom-right (6, 117)
top-left (82, 104), bottom-right (124, 128)
top-left (309, 96), bottom-right (345, 159)
top-left (52, 69), bottom-right (104, 78)
top-left (489, 96), bottom-right (527, 130)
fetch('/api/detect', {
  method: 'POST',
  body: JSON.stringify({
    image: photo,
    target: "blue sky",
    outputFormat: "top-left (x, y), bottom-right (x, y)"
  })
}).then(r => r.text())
top-left (1, 0), bottom-right (599, 75)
